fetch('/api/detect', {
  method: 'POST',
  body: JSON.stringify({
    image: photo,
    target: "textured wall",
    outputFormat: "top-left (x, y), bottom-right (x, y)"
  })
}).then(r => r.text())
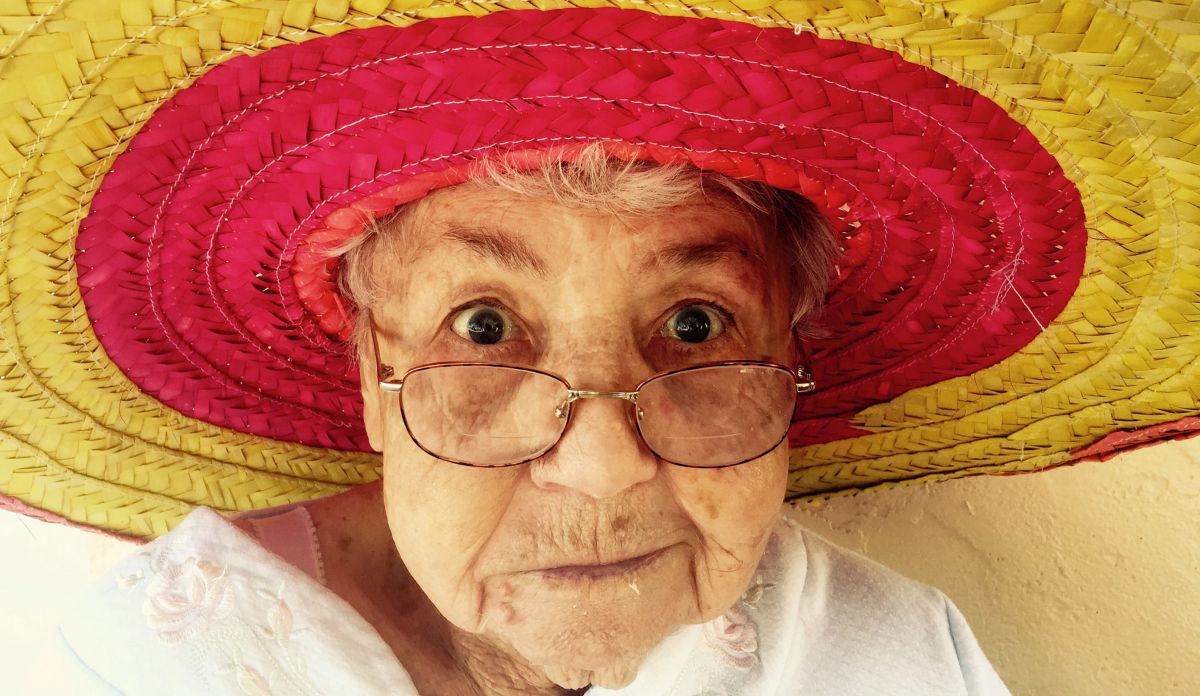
top-left (788, 440), bottom-right (1200, 696)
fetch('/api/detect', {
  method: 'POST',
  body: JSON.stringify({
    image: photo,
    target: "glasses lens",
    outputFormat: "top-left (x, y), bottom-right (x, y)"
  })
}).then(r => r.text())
top-left (637, 364), bottom-right (796, 467)
top-left (400, 365), bottom-right (569, 467)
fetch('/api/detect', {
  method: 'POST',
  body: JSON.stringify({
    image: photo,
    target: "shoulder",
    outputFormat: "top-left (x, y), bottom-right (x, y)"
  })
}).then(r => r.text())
top-left (784, 518), bottom-right (950, 621)
top-left (763, 517), bottom-right (1009, 695)
top-left (50, 507), bottom-right (416, 696)
top-left (49, 508), bottom-right (269, 694)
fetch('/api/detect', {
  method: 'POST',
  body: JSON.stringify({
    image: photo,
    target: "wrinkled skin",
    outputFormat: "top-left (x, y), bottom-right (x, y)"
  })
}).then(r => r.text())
top-left (359, 184), bottom-right (797, 694)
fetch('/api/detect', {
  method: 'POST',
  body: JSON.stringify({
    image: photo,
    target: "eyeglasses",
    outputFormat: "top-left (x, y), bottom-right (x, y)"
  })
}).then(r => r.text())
top-left (374, 351), bottom-right (815, 469)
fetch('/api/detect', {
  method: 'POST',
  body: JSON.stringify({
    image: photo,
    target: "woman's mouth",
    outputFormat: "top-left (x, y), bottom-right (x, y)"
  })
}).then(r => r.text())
top-left (533, 546), bottom-right (671, 581)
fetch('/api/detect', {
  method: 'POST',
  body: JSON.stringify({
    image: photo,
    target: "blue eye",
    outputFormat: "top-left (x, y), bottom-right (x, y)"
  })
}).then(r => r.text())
top-left (663, 305), bottom-right (726, 343)
top-left (451, 306), bottom-right (514, 345)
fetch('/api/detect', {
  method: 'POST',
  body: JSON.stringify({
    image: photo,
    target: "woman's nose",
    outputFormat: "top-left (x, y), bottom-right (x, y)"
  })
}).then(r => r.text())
top-left (529, 396), bottom-right (658, 498)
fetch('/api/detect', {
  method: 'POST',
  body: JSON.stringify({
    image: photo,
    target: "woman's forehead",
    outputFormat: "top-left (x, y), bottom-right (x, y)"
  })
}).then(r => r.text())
top-left (405, 183), bottom-right (773, 271)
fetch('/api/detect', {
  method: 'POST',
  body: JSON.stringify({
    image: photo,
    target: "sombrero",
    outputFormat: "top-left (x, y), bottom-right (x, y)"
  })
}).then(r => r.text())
top-left (0, 0), bottom-right (1196, 539)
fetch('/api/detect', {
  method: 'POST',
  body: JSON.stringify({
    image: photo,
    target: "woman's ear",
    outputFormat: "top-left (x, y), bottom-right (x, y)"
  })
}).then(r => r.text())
top-left (788, 328), bottom-right (807, 368)
top-left (789, 329), bottom-right (819, 391)
top-left (358, 328), bottom-right (385, 453)
top-left (359, 364), bottom-right (384, 453)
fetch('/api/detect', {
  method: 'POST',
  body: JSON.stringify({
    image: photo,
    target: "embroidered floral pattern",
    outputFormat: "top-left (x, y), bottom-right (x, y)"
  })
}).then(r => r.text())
top-left (141, 555), bottom-right (230, 644)
top-left (703, 603), bottom-right (759, 670)
top-left (104, 511), bottom-right (398, 695)
top-left (256, 583), bottom-right (295, 646)
top-left (235, 663), bottom-right (272, 696)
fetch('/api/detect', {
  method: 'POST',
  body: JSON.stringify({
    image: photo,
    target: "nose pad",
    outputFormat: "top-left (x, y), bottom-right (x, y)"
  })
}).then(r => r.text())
top-left (629, 404), bottom-right (646, 438)
top-left (552, 395), bottom-right (642, 428)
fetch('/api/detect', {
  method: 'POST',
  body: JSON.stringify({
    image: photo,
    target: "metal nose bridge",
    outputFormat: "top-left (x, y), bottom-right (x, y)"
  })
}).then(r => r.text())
top-left (564, 389), bottom-right (639, 404)
top-left (554, 389), bottom-right (639, 420)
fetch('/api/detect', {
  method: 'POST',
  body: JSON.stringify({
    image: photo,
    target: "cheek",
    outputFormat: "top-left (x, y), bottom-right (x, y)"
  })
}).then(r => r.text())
top-left (381, 431), bottom-right (523, 630)
top-left (666, 447), bottom-right (789, 616)
top-left (671, 448), bottom-right (788, 531)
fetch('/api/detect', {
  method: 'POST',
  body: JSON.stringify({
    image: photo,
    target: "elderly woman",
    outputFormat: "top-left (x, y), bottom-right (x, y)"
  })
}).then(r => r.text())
top-left (32, 146), bottom-right (1009, 695)
top-left (17, 2), bottom-right (1150, 694)
top-left (311, 151), bottom-right (862, 691)
top-left (279, 152), bottom-right (1007, 696)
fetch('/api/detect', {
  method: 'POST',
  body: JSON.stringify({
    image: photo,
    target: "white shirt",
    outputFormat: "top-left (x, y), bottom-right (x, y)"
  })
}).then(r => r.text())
top-left (27, 508), bottom-right (1009, 695)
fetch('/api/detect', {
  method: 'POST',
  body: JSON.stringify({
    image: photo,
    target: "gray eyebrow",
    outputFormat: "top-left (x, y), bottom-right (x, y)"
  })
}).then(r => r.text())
top-left (638, 234), bottom-right (765, 275)
top-left (442, 225), bottom-right (550, 277)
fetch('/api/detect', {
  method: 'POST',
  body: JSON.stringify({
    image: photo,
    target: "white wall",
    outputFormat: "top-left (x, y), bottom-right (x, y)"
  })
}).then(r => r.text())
top-left (789, 440), bottom-right (1200, 695)
top-left (0, 510), bottom-right (136, 682)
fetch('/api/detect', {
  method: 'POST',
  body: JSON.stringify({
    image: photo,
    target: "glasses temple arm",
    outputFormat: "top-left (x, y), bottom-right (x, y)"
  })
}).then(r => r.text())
top-left (365, 311), bottom-right (402, 391)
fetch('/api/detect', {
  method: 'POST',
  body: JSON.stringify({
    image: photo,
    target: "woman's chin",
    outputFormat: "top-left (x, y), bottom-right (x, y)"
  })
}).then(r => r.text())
top-left (477, 555), bottom-right (692, 682)
top-left (483, 603), bottom-right (673, 691)
top-left (541, 661), bottom-right (640, 690)
top-left (503, 614), bottom-right (665, 674)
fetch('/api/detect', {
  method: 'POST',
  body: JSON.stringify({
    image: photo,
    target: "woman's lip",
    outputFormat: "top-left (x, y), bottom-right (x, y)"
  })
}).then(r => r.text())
top-left (533, 547), bottom-right (670, 580)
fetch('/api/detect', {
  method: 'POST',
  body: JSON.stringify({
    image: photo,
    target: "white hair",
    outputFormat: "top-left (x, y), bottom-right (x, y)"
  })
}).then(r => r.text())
top-left (336, 144), bottom-right (838, 358)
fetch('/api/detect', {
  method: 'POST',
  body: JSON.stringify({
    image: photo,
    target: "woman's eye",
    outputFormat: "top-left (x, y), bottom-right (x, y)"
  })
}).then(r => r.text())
top-left (662, 305), bottom-right (726, 344)
top-left (450, 305), bottom-right (516, 345)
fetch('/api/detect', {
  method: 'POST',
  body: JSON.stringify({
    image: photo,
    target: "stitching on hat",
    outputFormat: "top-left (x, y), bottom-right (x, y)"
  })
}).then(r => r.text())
top-left (3, 16), bottom-right (444, 456)
top-left (992, 256), bottom-right (1048, 334)
top-left (0, 0), bottom-right (251, 453)
top-left (0, 426), bottom-right (252, 514)
top-left (66, 20), bottom-right (443, 405)
top-left (0, 0), bottom-right (66, 58)
top-left (139, 30), bottom-right (1070, 236)
top-left (166, 44), bottom-right (1087, 369)
top-left (176, 48), bottom-right (1010, 363)
top-left (245, 29), bottom-right (1049, 265)
top-left (241, 93), bottom-right (932, 323)
top-left (122, 38), bottom-right (992, 387)
top-left (237, 92), bottom-right (983, 364)
top-left (4, 9), bottom-right (403, 342)
top-left (4, 0), bottom-right (229, 212)
top-left (146, 50), bottom-right (1035, 416)
top-left (381, 41), bottom-right (1045, 326)
top-left (10, 289), bottom-right (367, 487)
top-left (922, 2), bottom-right (1182, 339)
top-left (959, 5), bottom-right (1183, 319)
top-left (1089, 0), bottom-right (1199, 92)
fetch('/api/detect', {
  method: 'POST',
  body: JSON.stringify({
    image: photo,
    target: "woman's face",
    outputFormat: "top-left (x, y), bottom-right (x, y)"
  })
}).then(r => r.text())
top-left (362, 183), bottom-right (796, 688)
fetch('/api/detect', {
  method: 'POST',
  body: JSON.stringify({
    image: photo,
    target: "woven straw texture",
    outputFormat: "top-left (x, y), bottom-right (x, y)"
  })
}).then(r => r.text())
top-left (0, 0), bottom-right (1197, 538)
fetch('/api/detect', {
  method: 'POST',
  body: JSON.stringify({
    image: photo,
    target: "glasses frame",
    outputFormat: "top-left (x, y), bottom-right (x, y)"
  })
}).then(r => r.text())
top-left (369, 323), bottom-right (816, 469)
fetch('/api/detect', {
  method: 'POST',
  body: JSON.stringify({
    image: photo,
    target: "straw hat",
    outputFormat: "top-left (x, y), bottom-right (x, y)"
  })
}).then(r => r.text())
top-left (1, 0), bottom-right (1196, 539)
